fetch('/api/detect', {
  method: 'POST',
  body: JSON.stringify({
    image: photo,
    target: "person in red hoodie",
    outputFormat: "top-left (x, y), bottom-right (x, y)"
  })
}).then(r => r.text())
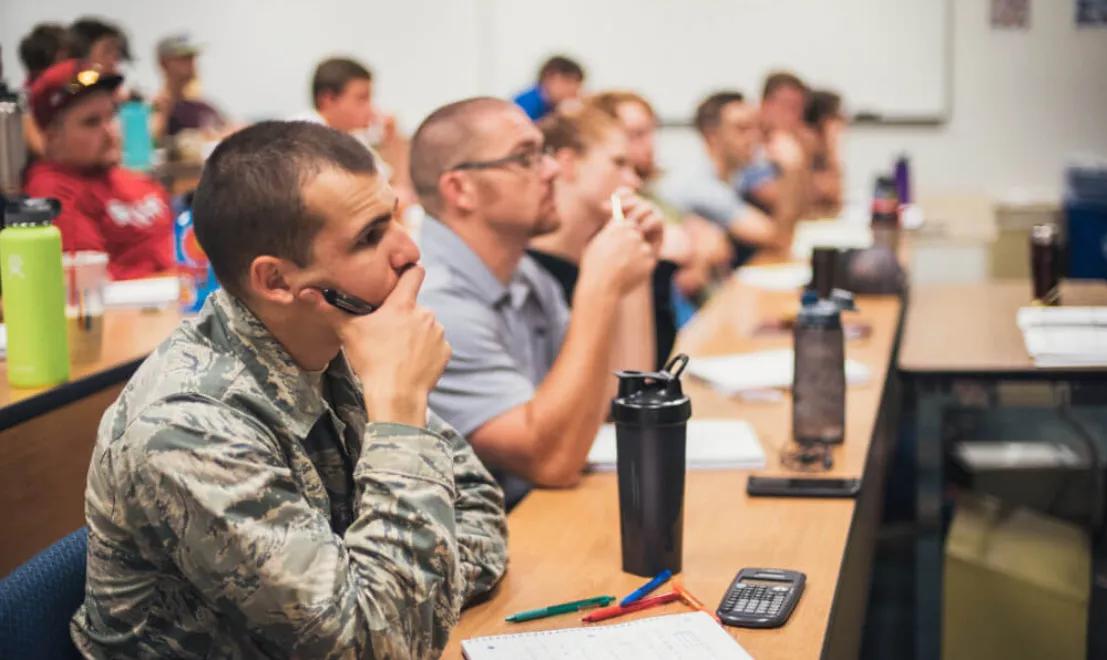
top-left (23, 59), bottom-right (173, 280)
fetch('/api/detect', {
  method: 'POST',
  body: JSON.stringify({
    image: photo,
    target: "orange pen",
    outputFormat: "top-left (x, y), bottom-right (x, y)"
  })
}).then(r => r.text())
top-left (582, 591), bottom-right (682, 623)
top-left (673, 581), bottom-right (723, 625)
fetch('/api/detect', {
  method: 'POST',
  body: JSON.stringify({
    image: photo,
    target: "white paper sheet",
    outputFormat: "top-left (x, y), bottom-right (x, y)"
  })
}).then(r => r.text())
top-left (686, 349), bottom-right (871, 395)
top-left (734, 263), bottom-right (812, 291)
top-left (461, 612), bottom-right (754, 660)
top-left (588, 419), bottom-right (765, 471)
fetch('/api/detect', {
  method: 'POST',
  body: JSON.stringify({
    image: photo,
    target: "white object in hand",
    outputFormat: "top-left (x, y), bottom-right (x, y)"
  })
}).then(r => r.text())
top-left (611, 193), bottom-right (626, 223)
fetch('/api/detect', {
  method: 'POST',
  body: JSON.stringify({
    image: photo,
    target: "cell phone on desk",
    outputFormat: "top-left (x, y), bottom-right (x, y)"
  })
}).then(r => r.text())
top-left (746, 476), bottom-right (861, 498)
top-left (321, 289), bottom-right (377, 316)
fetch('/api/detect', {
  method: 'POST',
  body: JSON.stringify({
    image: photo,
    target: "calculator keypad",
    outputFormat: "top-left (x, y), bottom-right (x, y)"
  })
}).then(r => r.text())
top-left (721, 584), bottom-right (791, 620)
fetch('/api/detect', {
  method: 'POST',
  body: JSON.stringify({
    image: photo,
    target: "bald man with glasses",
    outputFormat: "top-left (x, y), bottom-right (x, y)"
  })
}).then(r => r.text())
top-left (412, 98), bottom-right (661, 506)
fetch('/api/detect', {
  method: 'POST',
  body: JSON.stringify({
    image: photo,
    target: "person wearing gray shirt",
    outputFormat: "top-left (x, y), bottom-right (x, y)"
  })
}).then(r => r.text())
top-left (656, 91), bottom-right (805, 256)
top-left (411, 98), bottom-right (661, 503)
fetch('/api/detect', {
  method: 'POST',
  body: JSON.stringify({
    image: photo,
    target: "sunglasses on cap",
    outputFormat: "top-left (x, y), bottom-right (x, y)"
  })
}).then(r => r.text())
top-left (63, 66), bottom-right (123, 96)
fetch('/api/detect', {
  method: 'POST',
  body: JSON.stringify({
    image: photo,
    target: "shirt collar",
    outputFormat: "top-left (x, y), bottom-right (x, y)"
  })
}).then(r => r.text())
top-left (420, 215), bottom-right (510, 307)
top-left (208, 290), bottom-right (361, 438)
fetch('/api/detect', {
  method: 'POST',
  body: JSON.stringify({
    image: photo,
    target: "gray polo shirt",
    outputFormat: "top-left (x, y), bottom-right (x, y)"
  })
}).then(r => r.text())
top-left (417, 216), bottom-right (571, 438)
top-left (655, 147), bottom-right (751, 229)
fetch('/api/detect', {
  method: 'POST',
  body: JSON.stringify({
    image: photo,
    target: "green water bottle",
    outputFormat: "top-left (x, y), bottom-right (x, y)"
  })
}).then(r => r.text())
top-left (0, 198), bottom-right (70, 387)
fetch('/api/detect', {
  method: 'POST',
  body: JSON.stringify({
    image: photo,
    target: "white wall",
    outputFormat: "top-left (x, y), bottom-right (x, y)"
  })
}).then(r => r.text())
top-left (2, 0), bottom-right (1105, 203)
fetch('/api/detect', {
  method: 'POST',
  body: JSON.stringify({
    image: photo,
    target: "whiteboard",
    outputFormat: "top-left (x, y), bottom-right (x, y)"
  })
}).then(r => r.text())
top-left (488, 0), bottom-right (951, 121)
top-left (1, 0), bottom-right (949, 127)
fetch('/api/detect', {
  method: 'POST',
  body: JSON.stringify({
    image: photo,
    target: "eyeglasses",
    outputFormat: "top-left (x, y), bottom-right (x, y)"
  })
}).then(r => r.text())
top-left (451, 145), bottom-right (553, 173)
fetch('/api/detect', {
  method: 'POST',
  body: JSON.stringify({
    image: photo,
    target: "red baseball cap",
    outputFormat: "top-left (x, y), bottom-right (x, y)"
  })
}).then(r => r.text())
top-left (29, 59), bottom-right (123, 128)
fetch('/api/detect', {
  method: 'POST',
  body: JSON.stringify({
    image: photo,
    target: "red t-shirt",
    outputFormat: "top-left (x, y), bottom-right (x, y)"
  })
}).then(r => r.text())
top-left (23, 161), bottom-right (174, 281)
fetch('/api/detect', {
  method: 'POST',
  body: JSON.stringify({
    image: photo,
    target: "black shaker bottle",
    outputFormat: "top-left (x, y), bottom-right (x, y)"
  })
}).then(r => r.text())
top-left (793, 290), bottom-right (855, 445)
top-left (1030, 223), bottom-right (1062, 306)
top-left (612, 354), bottom-right (693, 577)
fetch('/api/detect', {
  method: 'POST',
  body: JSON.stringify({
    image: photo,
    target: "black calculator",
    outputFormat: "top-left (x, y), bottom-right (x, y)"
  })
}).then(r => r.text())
top-left (716, 568), bottom-right (806, 628)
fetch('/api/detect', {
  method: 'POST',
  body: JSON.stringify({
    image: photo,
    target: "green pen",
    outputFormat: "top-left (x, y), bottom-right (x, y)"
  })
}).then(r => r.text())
top-left (505, 596), bottom-right (615, 623)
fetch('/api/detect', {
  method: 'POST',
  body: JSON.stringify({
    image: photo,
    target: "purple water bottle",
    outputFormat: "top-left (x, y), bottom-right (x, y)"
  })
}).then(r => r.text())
top-left (893, 154), bottom-right (911, 205)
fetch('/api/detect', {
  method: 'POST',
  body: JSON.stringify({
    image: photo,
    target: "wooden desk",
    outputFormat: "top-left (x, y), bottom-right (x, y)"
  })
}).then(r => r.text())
top-left (447, 272), bottom-right (904, 659)
top-left (0, 309), bottom-right (180, 576)
top-left (898, 278), bottom-right (1107, 660)
top-left (900, 279), bottom-right (1107, 377)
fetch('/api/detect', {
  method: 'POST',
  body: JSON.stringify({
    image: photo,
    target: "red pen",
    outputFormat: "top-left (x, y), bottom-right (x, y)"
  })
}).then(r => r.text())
top-left (581, 591), bottom-right (682, 623)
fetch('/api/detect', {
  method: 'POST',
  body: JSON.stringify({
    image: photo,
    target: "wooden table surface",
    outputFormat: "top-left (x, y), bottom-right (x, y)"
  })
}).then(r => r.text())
top-left (898, 279), bottom-right (1107, 375)
top-left (0, 309), bottom-right (181, 408)
top-left (446, 267), bottom-right (903, 659)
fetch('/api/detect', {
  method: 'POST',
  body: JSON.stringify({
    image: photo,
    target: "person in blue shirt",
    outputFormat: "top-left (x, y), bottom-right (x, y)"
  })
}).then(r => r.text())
top-left (512, 55), bottom-right (585, 121)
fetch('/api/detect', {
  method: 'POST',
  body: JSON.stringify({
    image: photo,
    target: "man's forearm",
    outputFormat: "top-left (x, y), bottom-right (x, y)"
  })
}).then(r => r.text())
top-left (526, 280), bottom-right (622, 485)
top-left (771, 167), bottom-right (806, 249)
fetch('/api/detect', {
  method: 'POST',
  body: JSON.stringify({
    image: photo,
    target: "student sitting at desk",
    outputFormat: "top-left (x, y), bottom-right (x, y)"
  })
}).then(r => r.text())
top-left (23, 60), bottom-right (174, 280)
top-left (71, 121), bottom-right (508, 659)
top-left (744, 71), bottom-right (812, 215)
top-left (529, 105), bottom-right (682, 371)
top-left (802, 89), bottom-right (846, 211)
top-left (291, 57), bottom-right (416, 214)
top-left (587, 90), bottom-right (733, 305)
top-left (656, 91), bottom-right (805, 264)
top-left (512, 55), bottom-right (586, 122)
top-left (149, 33), bottom-right (227, 142)
top-left (412, 98), bottom-right (659, 504)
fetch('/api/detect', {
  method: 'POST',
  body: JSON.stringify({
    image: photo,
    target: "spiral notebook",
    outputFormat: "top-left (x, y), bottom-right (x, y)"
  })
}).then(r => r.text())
top-left (461, 612), bottom-right (754, 660)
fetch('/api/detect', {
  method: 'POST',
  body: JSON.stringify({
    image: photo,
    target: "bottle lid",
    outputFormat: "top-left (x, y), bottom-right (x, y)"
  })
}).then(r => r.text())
top-left (830, 288), bottom-right (856, 311)
top-left (611, 354), bottom-right (693, 426)
top-left (800, 289), bottom-right (820, 306)
top-left (3, 197), bottom-right (61, 227)
top-left (1030, 224), bottom-right (1058, 244)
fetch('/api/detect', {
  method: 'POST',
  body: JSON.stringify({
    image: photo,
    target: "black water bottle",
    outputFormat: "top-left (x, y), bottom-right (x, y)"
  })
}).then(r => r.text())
top-left (793, 290), bottom-right (855, 445)
top-left (612, 354), bottom-right (693, 577)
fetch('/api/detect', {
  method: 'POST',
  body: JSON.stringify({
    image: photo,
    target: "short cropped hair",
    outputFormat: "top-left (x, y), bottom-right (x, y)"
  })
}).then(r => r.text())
top-left (762, 71), bottom-right (807, 100)
top-left (19, 23), bottom-right (69, 83)
top-left (191, 121), bottom-right (378, 297)
top-left (68, 17), bottom-right (131, 62)
top-left (805, 89), bottom-right (843, 127)
top-left (409, 97), bottom-right (515, 216)
top-left (538, 55), bottom-right (585, 82)
top-left (311, 57), bottom-right (372, 109)
top-left (694, 91), bottom-right (746, 135)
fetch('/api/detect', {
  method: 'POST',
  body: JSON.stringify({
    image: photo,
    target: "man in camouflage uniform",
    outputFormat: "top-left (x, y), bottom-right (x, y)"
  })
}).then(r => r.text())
top-left (71, 121), bottom-right (508, 659)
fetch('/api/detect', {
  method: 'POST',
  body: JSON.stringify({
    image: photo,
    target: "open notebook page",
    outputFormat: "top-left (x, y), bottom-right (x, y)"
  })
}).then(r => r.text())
top-left (461, 612), bottom-right (754, 660)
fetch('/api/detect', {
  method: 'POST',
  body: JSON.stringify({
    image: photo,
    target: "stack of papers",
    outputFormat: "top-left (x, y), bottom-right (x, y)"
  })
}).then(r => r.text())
top-left (587, 419), bottom-right (765, 471)
top-left (103, 277), bottom-right (181, 310)
top-left (686, 348), bottom-right (871, 396)
top-left (734, 262), bottom-right (812, 291)
top-left (1016, 306), bottom-right (1107, 368)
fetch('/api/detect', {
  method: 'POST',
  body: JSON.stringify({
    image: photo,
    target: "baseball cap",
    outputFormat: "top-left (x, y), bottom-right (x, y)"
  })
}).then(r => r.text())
top-left (29, 59), bottom-right (123, 128)
top-left (156, 33), bottom-right (202, 59)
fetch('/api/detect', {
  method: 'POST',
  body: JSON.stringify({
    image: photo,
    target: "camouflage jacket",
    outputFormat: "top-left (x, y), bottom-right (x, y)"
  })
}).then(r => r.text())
top-left (71, 290), bottom-right (508, 659)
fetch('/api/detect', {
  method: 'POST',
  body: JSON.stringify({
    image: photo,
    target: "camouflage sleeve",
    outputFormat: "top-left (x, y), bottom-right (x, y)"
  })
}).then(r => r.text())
top-left (127, 398), bottom-right (482, 660)
top-left (427, 410), bottom-right (508, 605)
